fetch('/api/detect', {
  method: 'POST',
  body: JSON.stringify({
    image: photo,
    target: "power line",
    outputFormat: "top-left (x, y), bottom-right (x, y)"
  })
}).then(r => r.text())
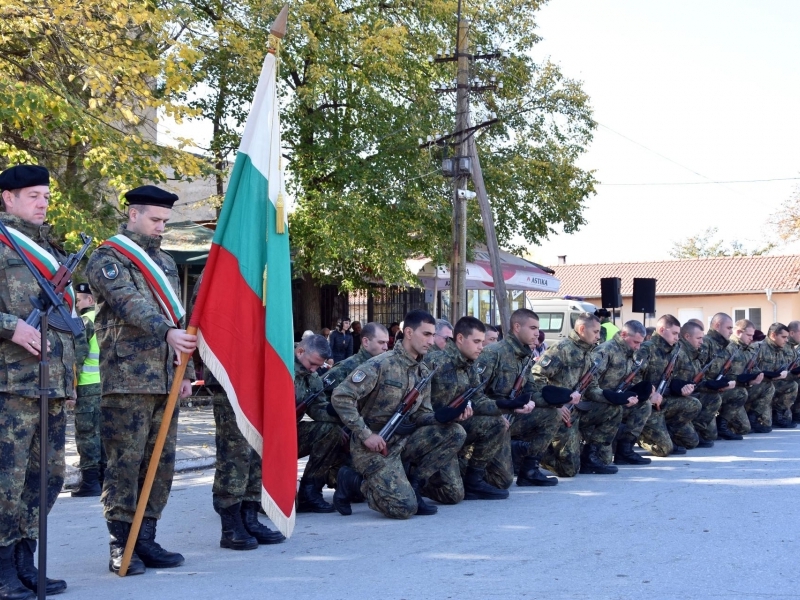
top-left (600, 177), bottom-right (800, 186)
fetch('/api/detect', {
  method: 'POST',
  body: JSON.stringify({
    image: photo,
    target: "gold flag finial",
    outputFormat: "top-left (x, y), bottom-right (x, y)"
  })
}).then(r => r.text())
top-left (268, 5), bottom-right (289, 55)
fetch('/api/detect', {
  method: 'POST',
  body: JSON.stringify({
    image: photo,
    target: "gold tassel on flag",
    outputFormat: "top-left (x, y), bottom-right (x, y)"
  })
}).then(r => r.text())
top-left (276, 192), bottom-right (285, 234)
top-left (262, 265), bottom-right (268, 307)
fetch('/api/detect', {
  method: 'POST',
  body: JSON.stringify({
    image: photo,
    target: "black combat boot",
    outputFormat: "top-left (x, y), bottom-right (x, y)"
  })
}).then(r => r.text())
top-left (510, 440), bottom-right (530, 476)
top-left (333, 467), bottom-right (364, 516)
top-left (107, 521), bottom-right (145, 576)
top-left (71, 467), bottom-right (101, 497)
top-left (749, 412), bottom-right (772, 433)
top-left (516, 456), bottom-right (558, 486)
top-left (670, 445), bottom-right (687, 455)
top-left (696, 438), bottom-right (714, 448)
top-left (463, 467), bottom-right (509, 500)
top-left (614, 439), bottom-right (651, 465)
top-left (408, 475), bottom-right (437, 516)
top-left (13, 539), bottom-right (66, 595)
top-left (773, 410), bottom-right (797, 429)
top-left (296, 477), bottom-right (335, 513)
top-left (0, 543), bottom-right (33, 600)
top-left (580, 444), bottom-right (618, 475)
top-left (240, 502), bottom-right (285, 545)
top-left (218, 504), bottom-right (258, 551)
top-left (134, 517), bottom-right (184, 568)
top-left (716, 417), bottom-right (743, 440)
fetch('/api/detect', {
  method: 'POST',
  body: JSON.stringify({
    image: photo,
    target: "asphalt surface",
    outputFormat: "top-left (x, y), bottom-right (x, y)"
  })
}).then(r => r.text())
top-left (48, 427), bottom-right (800, 599)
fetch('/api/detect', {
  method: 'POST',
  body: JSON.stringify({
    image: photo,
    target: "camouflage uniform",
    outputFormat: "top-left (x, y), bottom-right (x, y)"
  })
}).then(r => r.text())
top-left (721, 336), bottom-right (762, 434)
top-left (590, 334), bottom-right (652, 464)
top-left (331, 343), bottom-right (466, 519)
top-left (637, 334), bottom-right (701, 456)
top-left (671, 338), bottom-right (722, 443)
top-left (741, 342), bottom-right (775, 428)
top-left (534, 331), bottom-right (604, 477)
top-left (295, 359), bottom-right (345, 481)
top-left (704, 330), bottom-right (748, 432)
top-left (475, 334), bottom-right (550, 489)
top-left (86, 224), bottom-right (195, 523)
top-left (421, 339), bottom-right (506, 504)
top-left (0, 213), bottom-right (84, 547)
top-left (75, 308), bottom-right (104, 472)
top-left (788, 339), bottom-right (800, 421)
top-left (324, 347), bottom-right (373, 398)
top-left (759, 337), bottom-right (798, 424)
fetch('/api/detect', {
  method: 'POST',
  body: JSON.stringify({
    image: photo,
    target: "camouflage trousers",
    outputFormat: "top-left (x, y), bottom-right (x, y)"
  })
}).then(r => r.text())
top-left (213, 396), bottom-right (260, 511)
top-left (101, 394), bottom-right (178, 523)
top-left (350, 422), bottom-right (465, 519)
top-left (693, 391), bottom-right (722, 442)
top-left (75, 383), bottom-right (104, 471)
top-left (599, 398), bottom-right (652, 464)
top-left (0, 395), bottom-right (65, 546)
top-left (297, 419), bottom-right (346, 482)
top-left (541, 403), bottom-right (623, 477)
top-left (743, 381), bottom-right (774, 429)
top-left (639, 395), bottom-right (701, 457)
top-left (771, 379), bottom-right (799, 421)
top-left (793, 384), bottom-right (800, 420)
top-left (423, 415), bottom-right (506, 505)
top-left (718, 386), bottom-right (748, 432)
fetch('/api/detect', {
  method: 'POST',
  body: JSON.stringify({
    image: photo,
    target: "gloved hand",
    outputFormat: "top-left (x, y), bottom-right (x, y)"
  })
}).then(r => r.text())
top-left (325, 402), bottom-right (339, 417)
top-left (495, 392), bottom-right (532, 410)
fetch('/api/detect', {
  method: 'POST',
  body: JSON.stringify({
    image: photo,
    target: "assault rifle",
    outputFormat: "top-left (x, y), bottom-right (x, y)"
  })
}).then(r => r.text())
top-left (447, 379), bottom-right (487, 410)
top-left (615, 358), bottom-right (644, 393)
top-left (655, 350), bottom-right (680, 398)
top-left (715, 347), bottom-right (739, 381)
top-left (0, 220), bottom-right (91, 336)
top-left (692, 356), bottom-right (718, 384)
top-left (503, 353), bottom-right (535, 425)
top-left (296, 375), bottom-right (336, 421)
top-left (378, 364), bottom-right (440, 453)
top-left (565, 356), bottom-right (603, 427)
top-left (744, 343), bottom-right (764, 374)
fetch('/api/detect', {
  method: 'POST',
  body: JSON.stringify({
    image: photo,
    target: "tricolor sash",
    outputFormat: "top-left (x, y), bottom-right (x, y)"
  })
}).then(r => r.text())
top-left (101, 234), bottom-right (186, 326)
top-left (0, 226), bottom-right (75, 310)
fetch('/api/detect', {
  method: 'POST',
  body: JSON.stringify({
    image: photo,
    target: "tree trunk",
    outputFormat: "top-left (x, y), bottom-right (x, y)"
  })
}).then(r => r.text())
top-left (297, 272), bottom-right (322, 333)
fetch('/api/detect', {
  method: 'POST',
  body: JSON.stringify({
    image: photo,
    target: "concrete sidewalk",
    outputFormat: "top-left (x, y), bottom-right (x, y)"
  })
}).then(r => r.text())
top-left (64, 401), bottom-right (218, 488)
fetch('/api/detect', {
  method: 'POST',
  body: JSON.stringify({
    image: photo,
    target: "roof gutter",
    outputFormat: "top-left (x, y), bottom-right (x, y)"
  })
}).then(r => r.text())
top-left (766, 288), bottom-right (778, 323)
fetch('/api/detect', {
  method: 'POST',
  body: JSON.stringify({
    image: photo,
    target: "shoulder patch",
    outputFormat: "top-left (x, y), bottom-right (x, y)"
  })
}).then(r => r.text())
top-left (475, 364), bottom-right (486, 374)
top-left (540, 356), bottom-right (552, 367)
top-left (101, 264), bottom-right (119, 279)
top-left (352, 370), bottom-right (366, 383)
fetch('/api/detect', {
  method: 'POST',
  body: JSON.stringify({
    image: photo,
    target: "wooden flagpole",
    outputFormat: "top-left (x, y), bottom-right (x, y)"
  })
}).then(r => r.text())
top-left (118, 325), bottom-right (197, 577)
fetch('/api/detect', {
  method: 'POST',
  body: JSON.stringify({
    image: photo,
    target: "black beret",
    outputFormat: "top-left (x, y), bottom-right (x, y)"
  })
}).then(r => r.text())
top-left (124, 185), bottom-right (178, 208)
top-left (0, 165), bottom-right (49, 191)
top-left (541, 385), bottom-right (573, 406)
top-left (602, 389), bottom-right (634, 406)
top-left (630, 380), bottom-right (653, 402)
top-left (75, 283), bottom-right (92, 294)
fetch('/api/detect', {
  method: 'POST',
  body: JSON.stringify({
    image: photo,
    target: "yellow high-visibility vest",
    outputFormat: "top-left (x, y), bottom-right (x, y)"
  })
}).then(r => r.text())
top-left (78, 309), bottom-right (100, 386)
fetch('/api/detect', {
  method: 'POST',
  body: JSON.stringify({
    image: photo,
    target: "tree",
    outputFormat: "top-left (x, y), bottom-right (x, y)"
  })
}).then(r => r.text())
top-left (669, 227), bottom-right (774, 259)
top-left (0, 0), bottom-right (209, 248)
top-left (183, 0), bottom-right (596, 331)
top-left (772, 184), bottom-right (800, 242)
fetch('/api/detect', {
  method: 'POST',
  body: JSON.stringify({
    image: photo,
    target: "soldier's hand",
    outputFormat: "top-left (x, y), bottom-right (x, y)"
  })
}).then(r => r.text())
top-left (167, 328), bottom-right (198, 365)
top-left (179, 379), bottom-right (192, 399)
top-left (625, 396), bottom-right (638, 407)
top-left (11, 319), bottom-right (50, 356)
top-left (650, 392), bottom-right (662, 410)
top-left (779, 370), bottom-right (789, 380)
top-left (514, 400), bottom-right (535, 415)
top-left (754, 373), bottom-right (765, 385)
top-left (681, 384), bottom-right (694, 396)
top-left (456, 404), bottom-right (473, 422)
top-left (569, 391), bottom-right (581, 404)
top-left (558, 405), bottom-right (571, 425)
top-left (727, 380), bottom-right (736, 390)
top-left (363, 433), bottom-right (386, 453)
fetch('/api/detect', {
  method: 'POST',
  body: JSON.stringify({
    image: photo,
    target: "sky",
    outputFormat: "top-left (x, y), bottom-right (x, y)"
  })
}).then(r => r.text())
top-left (523, 0), bottom-right (800, 266)
top-left (159, 1), bottom-right (800, 266)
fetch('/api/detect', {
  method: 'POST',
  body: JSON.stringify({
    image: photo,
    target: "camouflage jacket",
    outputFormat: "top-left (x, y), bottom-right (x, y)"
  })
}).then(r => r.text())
top-left (0, 213), bottom-right (87, 398)
top-left (323, 346), bottom-right (373, 400)
top-left (425, 338), bottom-right (498, 416)
top-left (86, 225), bottom-right (195, 395)
top-left (331, 342), bottom-right (436, 443)
top-left (294, 356), bottom-right (338, 422)
top-left (638, 333), bottom-right (681, 390)
top-left (475, 333), bottom-right (540, 405)
top-left (585, 333), bottom-right (646, 404)
top-left (703, 329), bottom-right (737, 380)
top-left (758, 337), bottom-right (792, 377)
top-left (533, 330), bottom-right (599, 390)
top-left (724, 335), bottom-right (762, 386)
top-left (670, 338), bottom-right (704, 393)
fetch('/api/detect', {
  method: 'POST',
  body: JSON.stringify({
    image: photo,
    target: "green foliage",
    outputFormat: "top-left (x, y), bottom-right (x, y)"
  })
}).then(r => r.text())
top-left (669, 227), bottom-right (775, 259)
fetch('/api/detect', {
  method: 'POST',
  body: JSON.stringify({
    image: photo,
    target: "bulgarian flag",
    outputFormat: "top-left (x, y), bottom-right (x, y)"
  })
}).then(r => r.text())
top-left (189, 6), bottom-right (296, 538)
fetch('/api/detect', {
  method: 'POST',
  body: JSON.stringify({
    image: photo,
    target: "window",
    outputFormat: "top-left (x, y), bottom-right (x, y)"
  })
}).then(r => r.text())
top-left (733, 307), bottom-right (762, 331)
top-left (538, 312), bottom-right (565, 333)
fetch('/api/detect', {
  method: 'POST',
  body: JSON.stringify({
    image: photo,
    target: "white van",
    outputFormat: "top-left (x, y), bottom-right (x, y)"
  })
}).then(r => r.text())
top-left (528, 297), bottom-right (598, 344)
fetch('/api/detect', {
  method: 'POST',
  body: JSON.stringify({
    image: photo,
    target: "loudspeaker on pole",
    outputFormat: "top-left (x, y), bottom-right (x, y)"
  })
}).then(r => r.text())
top-left (632, 278), bottom-right (656, 314)
top-left (600, 277), bottom-right (622, 309)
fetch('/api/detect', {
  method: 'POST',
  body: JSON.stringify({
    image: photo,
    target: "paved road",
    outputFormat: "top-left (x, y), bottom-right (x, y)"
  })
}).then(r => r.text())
top-left (48, 430), bottom-right (800, 599)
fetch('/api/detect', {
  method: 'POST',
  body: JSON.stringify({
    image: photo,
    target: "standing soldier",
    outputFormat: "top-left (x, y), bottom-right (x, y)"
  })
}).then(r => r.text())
top-left (189, 273), bottom-right (285, 552)
top-left (70, 282), bottom-right (105, 497)
top-left (423, 317), bottom-right (509, 503)
top-left (331, 310), bottom-right (467, 519)
top-left (86, 186), bottom-right (197, 576)
top-left (476, 309), bottom-right (549, 488)
top-left (0, 165), bottom-right (87, 598)
top-left (759, 323), bottom-right (796, 429)
top-left (536, 312), bottom-right (623, 477)
top-left (590, 321), bottom-right (653, 466)
top-left (703, 313), bottom-right (748, 441)
top-left (294, 334), bottom-right (343, 513)
top-left (637, 315), bottom-right (701, 456)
